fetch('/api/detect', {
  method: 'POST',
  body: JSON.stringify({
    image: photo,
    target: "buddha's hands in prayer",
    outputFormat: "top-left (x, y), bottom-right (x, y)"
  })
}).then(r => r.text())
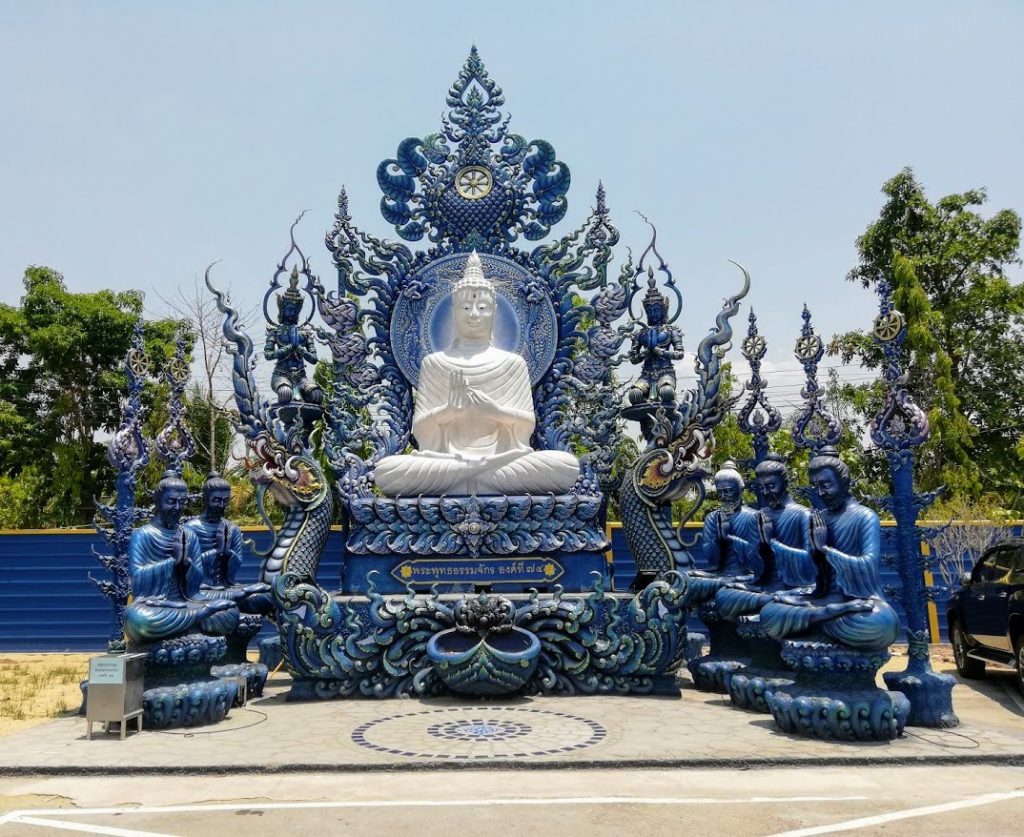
top-left (810, 510), bottom-right (829, 553)
top-left (716, 513), bottom-right (731, 542)
top-left (757, 510), bottom-right (774, 546)
top-left (172, 533), bottom-right (188, 567)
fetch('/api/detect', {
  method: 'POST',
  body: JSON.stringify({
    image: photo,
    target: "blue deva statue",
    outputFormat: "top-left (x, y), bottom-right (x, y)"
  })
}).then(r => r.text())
top-left (185, 473), bottom-right (272, 615)
top-left (715, 455), bottom-right (816, 622)
top-left (265, 267), bottom-right (323, 407)
top-left (759, 448), bottom-right (899, 651)
top-left (124, 471), bottom-right (240, 645)
top-left (627, 268), bottom-right (685, 406)
top-left (685, 462), bottom-right (757, 606)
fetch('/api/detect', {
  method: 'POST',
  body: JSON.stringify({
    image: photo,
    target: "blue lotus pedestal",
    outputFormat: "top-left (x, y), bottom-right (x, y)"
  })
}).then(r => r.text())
top-left (210, 614), bottom-right (269, 698)
top-left (137, 634), bottom-right (239, 728)
top-left (726, 617), bottom-right (795, 712)
top-left (688, 603), bottom-right (751, 694)
top-left (767, 640), bottom-right (910, 741)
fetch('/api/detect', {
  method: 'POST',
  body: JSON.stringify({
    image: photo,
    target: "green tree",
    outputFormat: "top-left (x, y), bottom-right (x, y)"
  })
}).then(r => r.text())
top-left (0, 266), bottom-right (179, 526)
top-left (830, 169), bottom-right (1024, 512)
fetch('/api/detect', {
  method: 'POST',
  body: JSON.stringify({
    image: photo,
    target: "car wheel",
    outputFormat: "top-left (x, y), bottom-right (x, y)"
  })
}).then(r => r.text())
top-left (1014, 636), bottom-right (1024, 697)
top-left (952, 621), bottom-right (985, 679)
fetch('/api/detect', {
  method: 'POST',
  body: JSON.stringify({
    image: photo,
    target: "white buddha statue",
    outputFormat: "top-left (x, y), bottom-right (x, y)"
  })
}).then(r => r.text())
top-left (374, 252), bottom-right (580, 497)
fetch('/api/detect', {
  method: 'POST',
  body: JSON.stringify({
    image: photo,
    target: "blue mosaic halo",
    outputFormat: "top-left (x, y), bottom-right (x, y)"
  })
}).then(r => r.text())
top-left (390, 252), bottom-right (557, 388)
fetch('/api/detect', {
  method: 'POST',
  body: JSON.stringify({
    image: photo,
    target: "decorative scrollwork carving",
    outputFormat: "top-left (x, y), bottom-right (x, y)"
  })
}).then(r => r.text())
top-left (791, 305), bottom-right (841, 453)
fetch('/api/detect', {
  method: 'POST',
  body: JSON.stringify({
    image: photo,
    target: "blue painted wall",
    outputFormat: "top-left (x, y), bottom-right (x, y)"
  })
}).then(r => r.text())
top-left (1, 523), bottom-right (1020, 652)
top-left (0, 529), bottom-right (346, 652)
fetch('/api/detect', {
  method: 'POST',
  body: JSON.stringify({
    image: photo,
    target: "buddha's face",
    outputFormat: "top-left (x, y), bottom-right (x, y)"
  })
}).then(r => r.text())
top-left (714, 476), bottom-right (742, 507)
top-left (452, 288), bottom-right (495, 342)
top-left (204, 488), bottom-right (231, 522)
top-left (156, 485), bottom-right (189, 529)
top-left (810, 467), bottom-right (848, 513)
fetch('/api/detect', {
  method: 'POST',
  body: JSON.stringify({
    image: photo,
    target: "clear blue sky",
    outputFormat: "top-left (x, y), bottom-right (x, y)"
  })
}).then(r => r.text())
top-left (2, 1), bottom-right (1021, 409)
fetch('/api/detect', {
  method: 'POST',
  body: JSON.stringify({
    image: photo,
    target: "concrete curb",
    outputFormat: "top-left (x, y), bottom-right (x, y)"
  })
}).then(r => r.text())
top-left (3, 751), bottom-right (1024, 776)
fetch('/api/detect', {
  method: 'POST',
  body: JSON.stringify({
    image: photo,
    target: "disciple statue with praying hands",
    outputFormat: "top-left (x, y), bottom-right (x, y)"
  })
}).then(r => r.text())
top-left (124, 471), bottom-right (239, 645)
top-left (185, 472), bottom-right (272, 615)
top-left (757, 447), bottom-right (900, 651)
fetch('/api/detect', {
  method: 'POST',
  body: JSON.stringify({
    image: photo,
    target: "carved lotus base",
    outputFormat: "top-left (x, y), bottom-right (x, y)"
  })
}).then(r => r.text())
top-left (225, 614), bottom-right (265, 664)
top-left (690, 658), bottom-right (747, 694)
top-left (768, 686), bottom-right (910, 741)
top-left (767, 640), bottom-right (909, 741)
top-left (143, 679), bottom-right (238, 729)
top-left (132, 634), bottom-right (239, 729)
top-left (685, 631), bottom-right (706, 663)
top-left (258, 635), bottom-right (283, 671)
top-left (728, 669), bottom-right (796, 713)
top-left (688, 616), bottom-right (752, 694)
top-left (211, 662), bottom-right (270, 698)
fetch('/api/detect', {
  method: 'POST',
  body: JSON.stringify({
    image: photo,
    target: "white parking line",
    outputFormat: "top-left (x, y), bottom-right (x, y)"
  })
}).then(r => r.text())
top-left (4, 816), bottom-right (176, 837)
top-left (766, 790), bottom-right (1024, 836)
top-left (0, 794), bottom-right (868, 826)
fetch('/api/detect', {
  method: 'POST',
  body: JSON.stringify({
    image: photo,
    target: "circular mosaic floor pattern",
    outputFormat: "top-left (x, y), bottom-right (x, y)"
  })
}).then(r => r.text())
top-left (351, 707), bottom-right (607, 760)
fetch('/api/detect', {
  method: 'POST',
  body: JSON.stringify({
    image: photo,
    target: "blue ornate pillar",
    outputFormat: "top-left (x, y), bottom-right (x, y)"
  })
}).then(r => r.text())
top-left (871, 280), bottom-right (958, 728)
top-left (791, 305), bottom-right (842, 458)
top-left (736, 309), bottom-right (781, 506)
top-left (92, 322), bottom-right (152, 652)
top-left (154, 330), bottom-right (196, 475)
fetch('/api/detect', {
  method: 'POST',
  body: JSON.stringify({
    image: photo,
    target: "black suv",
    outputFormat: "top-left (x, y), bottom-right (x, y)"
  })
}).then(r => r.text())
top-left (947, 538), bottom-right (1024, 694)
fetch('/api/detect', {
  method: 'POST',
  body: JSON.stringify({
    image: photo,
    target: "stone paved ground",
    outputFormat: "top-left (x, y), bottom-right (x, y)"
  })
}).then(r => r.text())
top-left (1, 655), bottom-right (1022, 773)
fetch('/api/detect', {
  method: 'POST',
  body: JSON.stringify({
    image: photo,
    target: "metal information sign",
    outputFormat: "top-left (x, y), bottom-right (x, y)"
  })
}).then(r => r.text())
top-left (88, 655), bottom-right (125, 685)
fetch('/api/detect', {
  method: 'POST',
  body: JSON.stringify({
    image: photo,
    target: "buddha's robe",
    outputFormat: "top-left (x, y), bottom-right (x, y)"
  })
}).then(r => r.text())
top-left (715, 500), bottom-right (817, 622)
top-left (374, 347), bottom-right (579, 496)
top-left (758, 500), bottom-right (899, 651)
top-left (124, 524), bottom-right (240, 645)
top-left (685, 505), bottom-right (758, 608)
top-left (184, 517), bottom-right (272, 615)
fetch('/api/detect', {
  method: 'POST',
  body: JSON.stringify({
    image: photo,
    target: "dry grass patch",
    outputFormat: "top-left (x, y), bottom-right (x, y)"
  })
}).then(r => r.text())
top-left (0, 653), bottom-right (93, 738)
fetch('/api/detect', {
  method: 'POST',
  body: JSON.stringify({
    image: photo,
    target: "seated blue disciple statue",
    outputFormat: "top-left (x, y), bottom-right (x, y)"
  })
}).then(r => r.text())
top-left (124, 471), bottom-right (240, 645)
top-left (185, 472), bottom-right (272, 615)
top-left (686, 461), bottom-right (757, 605)
top-left (758, 447), bottom-right (900, 651)
top-left (715, 454), bottom-right (817, 621)
top-left (374, 252), bottom-right (579, 497)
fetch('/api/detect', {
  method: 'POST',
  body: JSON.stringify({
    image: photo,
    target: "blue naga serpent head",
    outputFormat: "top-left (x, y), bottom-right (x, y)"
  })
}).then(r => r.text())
top-left (246, 431), bottom-right (328, 514)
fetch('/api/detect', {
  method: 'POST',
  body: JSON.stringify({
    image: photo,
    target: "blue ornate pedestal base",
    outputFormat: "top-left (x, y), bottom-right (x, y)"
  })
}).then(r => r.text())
top-left (767, 640), bottom-right (910, 741)
top-left (727, 618), bottom-right (794, 712)
top-left (224, 614), bottom-right (264, 663)
top-left (210, 662), bottom-right (270, 698)
top-left (688, 607), bottom-right (752, 694)
top-left (343, 495), bottom-right (609, 594)
top-left (258, 635), bottom-right (283, 670)
top-left (883, 664), bottom-right (958, 728)
top-left (210, 614), bottom-right (269, 697)
top-left (277, 573), bottom-right (691, 699)
top-left (136, 634), bottom-right (238, 728)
